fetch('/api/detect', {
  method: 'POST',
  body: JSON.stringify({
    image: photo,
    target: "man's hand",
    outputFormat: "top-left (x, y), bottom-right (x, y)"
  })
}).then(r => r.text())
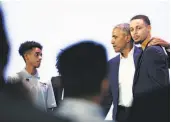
top-left (148, 37), bottom-right (170, 49)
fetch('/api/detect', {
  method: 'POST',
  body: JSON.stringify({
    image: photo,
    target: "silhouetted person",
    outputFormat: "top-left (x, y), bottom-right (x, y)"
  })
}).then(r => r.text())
top-left (55, 41), bottom-right (108, 122)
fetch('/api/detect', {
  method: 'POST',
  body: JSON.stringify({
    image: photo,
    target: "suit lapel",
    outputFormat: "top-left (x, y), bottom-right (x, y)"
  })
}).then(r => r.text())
top-left (109, 55), bottom-right (120, 118)
top-left (133, 46), bottom-right (142, 68)
top-left (133, 46), bottom-right (143, 85)
top-left (133, 41), bottom-right (152, 85)
top-left (111, 55), bottom-right (120, 88)
top-left (109, 55), bottom-right (120, 96)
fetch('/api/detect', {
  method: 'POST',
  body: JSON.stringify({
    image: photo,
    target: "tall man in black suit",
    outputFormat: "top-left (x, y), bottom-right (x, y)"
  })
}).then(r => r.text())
top-left (129, 15), bottom-right (170, 122)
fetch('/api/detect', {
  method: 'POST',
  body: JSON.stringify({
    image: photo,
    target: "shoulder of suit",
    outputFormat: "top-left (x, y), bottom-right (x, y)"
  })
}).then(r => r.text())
top-left (108, 54), bottom-right (120, 63)
top-left (145, 45), bottom-right (165, 55)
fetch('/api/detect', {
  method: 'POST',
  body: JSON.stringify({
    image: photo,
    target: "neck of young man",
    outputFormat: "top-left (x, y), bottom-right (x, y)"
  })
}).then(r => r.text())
top-left (25, 64), bottom-right (37, 76)
top-left (121, 43), bottom-right (133, 58)
top-left (141, 34), bottom-right (151, 50)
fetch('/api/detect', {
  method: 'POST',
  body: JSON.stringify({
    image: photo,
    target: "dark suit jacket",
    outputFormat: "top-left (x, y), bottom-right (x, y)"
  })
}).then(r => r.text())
top-left (133, 45), bottom-right (169, 96)
top-left (51, 76), bottom-right (63, 107)
top-left (130, 45), bottom-right (170, 122)
top-left (128, 85), bottom-right (170, 122)
top-left (165, 48), bottom-right (170, 68)
top-left (100, 46), bottom-right (142, 120)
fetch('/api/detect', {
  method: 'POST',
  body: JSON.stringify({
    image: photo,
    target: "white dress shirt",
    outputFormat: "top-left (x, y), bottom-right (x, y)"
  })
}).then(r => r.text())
top-left (118, 46), bottom-right (135, 107)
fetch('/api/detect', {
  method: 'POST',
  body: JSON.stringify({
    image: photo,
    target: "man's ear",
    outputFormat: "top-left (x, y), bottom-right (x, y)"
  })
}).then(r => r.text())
top-left (24, 53), bottom-right (28, 61)
top-left (126, 35), bottom-right (132, 43)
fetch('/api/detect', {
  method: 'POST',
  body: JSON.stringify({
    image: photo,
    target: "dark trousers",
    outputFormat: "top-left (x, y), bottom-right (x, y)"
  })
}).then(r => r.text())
top-left (116, 105), bottom-right (131, 122)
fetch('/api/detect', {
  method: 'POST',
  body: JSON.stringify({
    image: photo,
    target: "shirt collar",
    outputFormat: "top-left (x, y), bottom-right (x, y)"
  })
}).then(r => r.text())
top-left (141, 36), bottom-right (152, 50)
top-left (23, 68), bottom-right (40, 79)
top-left (120, 46), bottom-right (135, 59)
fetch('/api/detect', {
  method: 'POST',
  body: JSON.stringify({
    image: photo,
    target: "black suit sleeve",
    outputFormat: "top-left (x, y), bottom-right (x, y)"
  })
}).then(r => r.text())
top-left (165, 48), bottom-right (170, 68)
top-left (129, 85), bottom-right (170, 122)
top-left (100, 85), bottom-right (113, 117)
top-left (145, 47), bottom-right (170, 86)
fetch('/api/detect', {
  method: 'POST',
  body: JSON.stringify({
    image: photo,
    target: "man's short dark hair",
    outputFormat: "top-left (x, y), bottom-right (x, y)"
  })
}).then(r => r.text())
top-left (130, 15), bottom-right (151, 25)
top-left (56, 41), bottom-right (107, 98)
top-left (19, 41), bottom-right (42, 59)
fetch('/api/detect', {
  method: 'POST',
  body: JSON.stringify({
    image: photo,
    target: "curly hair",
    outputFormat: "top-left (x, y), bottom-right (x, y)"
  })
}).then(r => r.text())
top-left (19, 41), bottom-right (42, 58)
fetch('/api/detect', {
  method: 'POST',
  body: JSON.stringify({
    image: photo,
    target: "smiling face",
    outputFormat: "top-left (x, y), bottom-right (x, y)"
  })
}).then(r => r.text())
top-left (130, 19), bottom-right (151, 44)
top-left (24, 47), bottom-right (42, 68)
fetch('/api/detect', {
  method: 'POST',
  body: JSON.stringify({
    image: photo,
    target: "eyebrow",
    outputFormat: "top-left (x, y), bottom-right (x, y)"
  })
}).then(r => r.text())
top-left (130, 25), bottom-right (140, 29)
top-left (112, 35), bottom-right (117, 38)
top-left (35, 51), bottom-right (42, 53)
top-left (35, 52), bottom-right (42, 55)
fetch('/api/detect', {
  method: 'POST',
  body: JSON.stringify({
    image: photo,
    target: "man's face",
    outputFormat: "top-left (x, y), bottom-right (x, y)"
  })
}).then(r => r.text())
top-left (24, 47), bottom-right (42, 68)
top-left (130, 19), bottom-right (151, 44)
top-left (111, 28), bottom-right (130, 53)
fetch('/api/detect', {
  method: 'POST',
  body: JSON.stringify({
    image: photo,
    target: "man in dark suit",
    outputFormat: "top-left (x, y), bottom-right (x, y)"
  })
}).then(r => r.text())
top-left (129, 15), bottom-right (170, 122)
top-left (0, 6), bottom-right (70, 122)
top-left (101, 23), bottom-right (142, 122)
top-left (101, 22), bottom-right (170, 122)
